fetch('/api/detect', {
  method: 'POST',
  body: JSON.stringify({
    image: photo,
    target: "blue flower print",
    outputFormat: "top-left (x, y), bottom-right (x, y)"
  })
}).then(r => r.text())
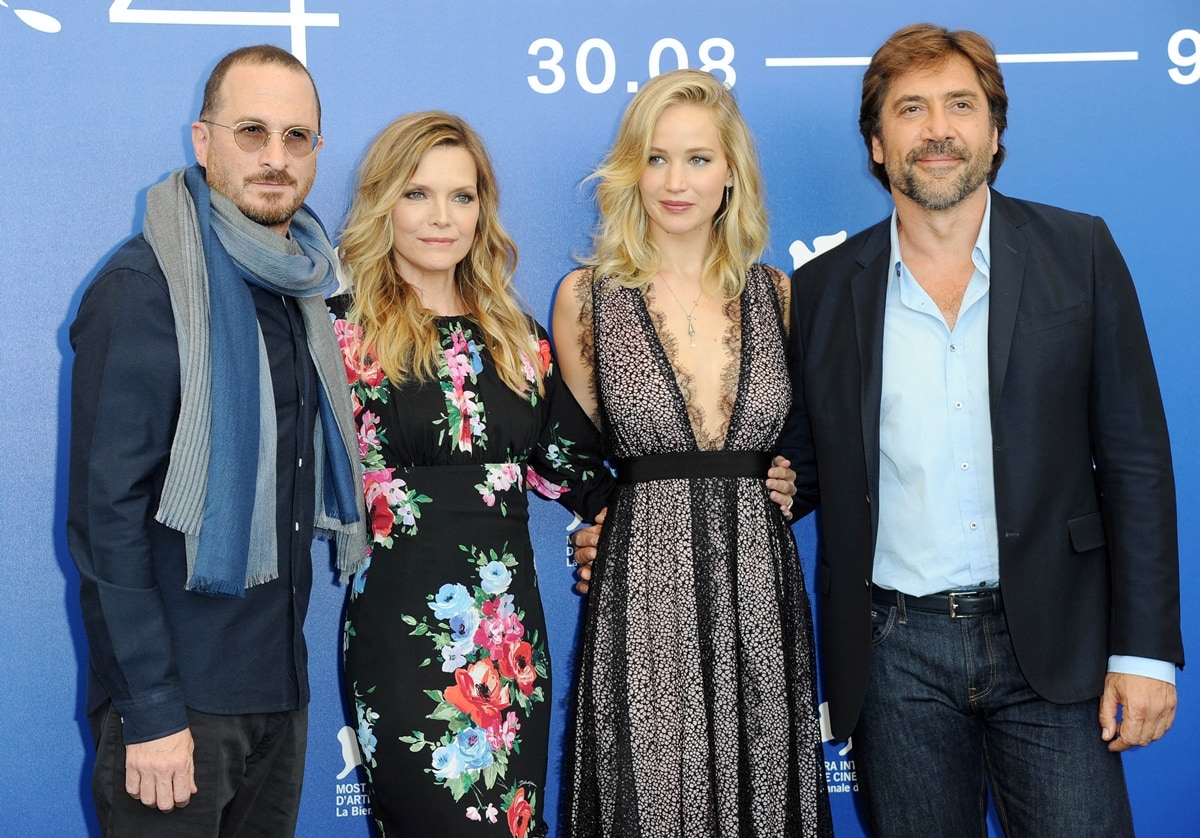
top-left (432, 743), bottom-right (466, 780)
top-left (456, 727), bottom-right (495, 771)
top-left (466, 339), bottom-right (484, 375)
top-left (479, 561), bottom-right (513, 595)
top-left (429, 583), bottom-right (473, 620)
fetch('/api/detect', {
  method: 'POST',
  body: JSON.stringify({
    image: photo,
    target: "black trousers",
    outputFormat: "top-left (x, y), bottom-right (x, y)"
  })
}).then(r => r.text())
top-left (89, 700), bottom-right (307, 837)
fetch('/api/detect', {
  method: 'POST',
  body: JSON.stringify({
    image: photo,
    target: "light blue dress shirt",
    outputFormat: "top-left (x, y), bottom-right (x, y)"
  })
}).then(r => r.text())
top-left (873, 190), bottom-right (1172, 685)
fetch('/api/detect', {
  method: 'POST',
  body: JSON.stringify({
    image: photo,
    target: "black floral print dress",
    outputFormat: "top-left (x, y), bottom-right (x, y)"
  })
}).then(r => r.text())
top-left (330, 297), bottom-right (612, 838)
top-left (565, 265), bottom-right (833, 837)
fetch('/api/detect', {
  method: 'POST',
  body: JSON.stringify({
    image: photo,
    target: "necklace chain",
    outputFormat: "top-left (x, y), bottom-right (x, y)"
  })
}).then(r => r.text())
top-left (659, 279), bottom-right (701, 348)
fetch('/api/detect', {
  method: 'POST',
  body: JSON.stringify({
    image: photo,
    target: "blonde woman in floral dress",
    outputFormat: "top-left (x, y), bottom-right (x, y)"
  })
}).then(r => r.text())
top-left (331, 112), bottom-right (613, 838)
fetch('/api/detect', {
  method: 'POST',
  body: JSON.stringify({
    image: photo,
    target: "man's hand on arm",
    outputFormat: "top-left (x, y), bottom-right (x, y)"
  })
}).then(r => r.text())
top-left (125, 727), bottom-right (197, 811)
top-left (571, 507), bottom-right (605, 595)
top-left (1099, 672), bottom-right (1177, 752)
top-left (767, 455), bottom-right (797, 520)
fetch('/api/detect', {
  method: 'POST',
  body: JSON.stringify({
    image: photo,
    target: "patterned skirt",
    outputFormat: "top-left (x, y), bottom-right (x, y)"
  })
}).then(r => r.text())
top-left (345, 464), bottom-right (551, 838)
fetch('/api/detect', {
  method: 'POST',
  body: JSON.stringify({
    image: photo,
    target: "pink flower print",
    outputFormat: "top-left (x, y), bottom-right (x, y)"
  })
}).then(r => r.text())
top-left (445, 348), bottom-right (472, 391)
top-left (468, 412), bottom-right (485, 439)
top-left (335, 319), bottom-right (384, 387)
top-left (482, 593), bottom-right (515, 619)
top-left (474, 611), bottom-right (524, 656)
top-left (466, 807), bottom-right (482, 822)
top-left (500, 462), bottom-right (521, 486)
top-left (521, 353), bottom-right (537, 385)
top-left (358, 411), bottom-right (381, 457)
top-left (490, 463), bottom-right (520, 493)
top-left (526, 466), bottom-right (567, 500)
top-left (486, 710), bottom-right (522, 751)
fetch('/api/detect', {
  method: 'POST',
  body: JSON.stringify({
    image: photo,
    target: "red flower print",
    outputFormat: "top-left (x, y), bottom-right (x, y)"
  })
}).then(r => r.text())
top-left (537, 338), bottom-right (552, 373)
top-left (362, 470), bottom-right (397, 542)
top-left (507, 787), bottom-right (533, 838)
top-left (497, 640), bottom-right (538, 697)
top-left (444, 658), bottom-right (512, 729)
top-left (366, 489), bottom-right (393, 542)
top-left (335, 319), bottom-right (385, 387)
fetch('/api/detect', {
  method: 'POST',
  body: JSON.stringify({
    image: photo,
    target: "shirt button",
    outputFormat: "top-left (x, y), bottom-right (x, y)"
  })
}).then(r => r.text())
top-left (954, 401), bottom-right (963, 409)
top-left (949, 344), bottom-right (958, 352)
top-left (298, 458), bottom-right (304, 468)
top-left (294, 522), bottom-right (300, 532)
top-left (970, 521), bottom-right (979, 530)
top-left (961, 462), bottom-right (969, 470)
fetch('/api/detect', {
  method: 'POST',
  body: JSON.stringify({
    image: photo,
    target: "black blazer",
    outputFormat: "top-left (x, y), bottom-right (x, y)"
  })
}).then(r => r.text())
top-left (782, 190), bottom-right (1183, 741)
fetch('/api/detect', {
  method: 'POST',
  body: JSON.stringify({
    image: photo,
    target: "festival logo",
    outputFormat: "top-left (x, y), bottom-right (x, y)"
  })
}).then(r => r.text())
top-left (0, 0), bottom-right (61, 32)
top-left (790, 231), bottom-right (848, 270)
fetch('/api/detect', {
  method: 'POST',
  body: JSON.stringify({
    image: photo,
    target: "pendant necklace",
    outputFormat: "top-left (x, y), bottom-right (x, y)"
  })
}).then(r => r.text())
top-left (660, 278), bottom-right (701, 348)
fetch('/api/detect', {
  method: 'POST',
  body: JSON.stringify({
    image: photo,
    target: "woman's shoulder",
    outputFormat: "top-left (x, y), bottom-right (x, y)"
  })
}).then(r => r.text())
top-left (747, 262), bottom-right (791, 312)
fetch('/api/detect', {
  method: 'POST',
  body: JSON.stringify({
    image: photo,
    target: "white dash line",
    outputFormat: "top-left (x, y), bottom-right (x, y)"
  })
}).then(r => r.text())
top-left (765, 51), bottom-right (1139, 68)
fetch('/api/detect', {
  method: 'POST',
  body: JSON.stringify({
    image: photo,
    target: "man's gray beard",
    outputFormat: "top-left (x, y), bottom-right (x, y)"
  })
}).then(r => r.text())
top-left (887, 140), bottom-right (990, 211)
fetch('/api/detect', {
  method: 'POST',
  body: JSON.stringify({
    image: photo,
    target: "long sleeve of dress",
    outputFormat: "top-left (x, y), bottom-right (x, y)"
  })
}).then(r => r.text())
top-left (526, 323), bottom-right (614, 523)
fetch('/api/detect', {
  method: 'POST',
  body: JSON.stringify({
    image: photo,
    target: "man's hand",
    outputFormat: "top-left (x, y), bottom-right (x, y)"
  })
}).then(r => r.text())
top-left (1099, 672), bottom-right (1177, 752)
top-left (125, 728), bottom-right (197, 811)
top-left (767, 455), bottom-right (797, 520)
top-left (571, 507), bottom-right (605, 595)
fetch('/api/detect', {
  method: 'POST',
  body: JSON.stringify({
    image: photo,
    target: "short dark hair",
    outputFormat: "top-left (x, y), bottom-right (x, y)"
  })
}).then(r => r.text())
top-left (199, 44), bottom-right (321, 129)
top-left (860, 23), bottom-right (1008, 190)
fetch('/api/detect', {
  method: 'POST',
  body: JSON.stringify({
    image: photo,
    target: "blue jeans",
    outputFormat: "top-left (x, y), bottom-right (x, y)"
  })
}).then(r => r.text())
top-left (853, 593), bottom-right (1133, 838)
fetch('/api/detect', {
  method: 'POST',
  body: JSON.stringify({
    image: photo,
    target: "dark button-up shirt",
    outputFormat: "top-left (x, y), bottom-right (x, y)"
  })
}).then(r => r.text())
top-left (67, 234), bottom-right (317, 744)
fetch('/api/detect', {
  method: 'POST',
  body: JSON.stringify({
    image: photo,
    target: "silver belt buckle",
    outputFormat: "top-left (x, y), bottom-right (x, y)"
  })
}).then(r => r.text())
top-left (947, 591), bottom-right (968, 618)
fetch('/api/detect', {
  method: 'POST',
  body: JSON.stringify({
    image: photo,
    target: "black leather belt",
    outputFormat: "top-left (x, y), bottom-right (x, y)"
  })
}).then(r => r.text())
top-left (871, 584), bottom-right (1002, 618)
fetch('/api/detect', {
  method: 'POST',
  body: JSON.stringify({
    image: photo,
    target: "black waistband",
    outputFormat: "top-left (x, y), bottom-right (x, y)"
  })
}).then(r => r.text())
top-left (614, 451), bottom-right (773, 485)
top-left (871, 584), bottom-right (1003, 618)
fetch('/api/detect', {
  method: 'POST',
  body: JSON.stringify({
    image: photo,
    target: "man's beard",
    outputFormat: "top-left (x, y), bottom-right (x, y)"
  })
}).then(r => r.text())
top-left (887, 139), bottom-right (990, 211)
top-left (210, 167), bottom-right (312, 229)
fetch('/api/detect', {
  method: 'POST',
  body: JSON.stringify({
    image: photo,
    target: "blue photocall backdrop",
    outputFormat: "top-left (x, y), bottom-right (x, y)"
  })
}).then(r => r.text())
top-left (2, 1), bottom-right (1196, 835)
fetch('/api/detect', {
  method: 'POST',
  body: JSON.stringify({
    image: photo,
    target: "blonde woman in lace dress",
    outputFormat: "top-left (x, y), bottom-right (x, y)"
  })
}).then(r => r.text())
top-left (553, 70), bottom-right (833, 837)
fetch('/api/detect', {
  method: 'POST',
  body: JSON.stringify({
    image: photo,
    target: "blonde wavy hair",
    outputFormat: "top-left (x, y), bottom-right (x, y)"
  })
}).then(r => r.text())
top-left (586, 69), bottom-right (768, 300)
top-left (340, 111), bottom-right (542, 395)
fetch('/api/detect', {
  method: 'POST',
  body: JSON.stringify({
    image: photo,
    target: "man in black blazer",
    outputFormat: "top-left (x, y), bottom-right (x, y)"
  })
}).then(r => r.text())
top-left (783, 23), bottom-right (1183, 836)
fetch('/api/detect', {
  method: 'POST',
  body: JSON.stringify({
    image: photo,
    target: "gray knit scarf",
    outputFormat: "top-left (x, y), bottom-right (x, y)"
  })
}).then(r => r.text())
top-left (143, 166), bottom-right (366, 594)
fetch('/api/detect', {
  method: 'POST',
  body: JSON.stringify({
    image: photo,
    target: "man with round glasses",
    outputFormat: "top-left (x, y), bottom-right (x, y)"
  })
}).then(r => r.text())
top-left (68, 44), bottom-right (366, 836)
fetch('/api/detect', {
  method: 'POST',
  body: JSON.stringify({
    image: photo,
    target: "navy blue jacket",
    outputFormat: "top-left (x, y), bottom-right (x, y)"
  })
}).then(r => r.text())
top-left (782, 192), bottom-right (1183, 740)
top-left (68, 234), bottom-right (319, 744)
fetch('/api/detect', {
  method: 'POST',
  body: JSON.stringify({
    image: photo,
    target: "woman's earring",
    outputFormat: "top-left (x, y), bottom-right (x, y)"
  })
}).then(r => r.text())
top-left (725, 185), bottom-right (732, 205)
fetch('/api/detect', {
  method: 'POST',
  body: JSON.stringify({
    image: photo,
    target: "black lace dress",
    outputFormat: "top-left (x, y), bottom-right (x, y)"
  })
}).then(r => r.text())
top-left (565, 265), bottom-right (832, 837)
top-left (330, 297), bottom-right (613, 838)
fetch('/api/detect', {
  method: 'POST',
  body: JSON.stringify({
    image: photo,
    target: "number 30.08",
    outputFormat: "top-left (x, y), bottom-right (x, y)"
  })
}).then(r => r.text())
top-left (527, 37), bottom-right (736, 95)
